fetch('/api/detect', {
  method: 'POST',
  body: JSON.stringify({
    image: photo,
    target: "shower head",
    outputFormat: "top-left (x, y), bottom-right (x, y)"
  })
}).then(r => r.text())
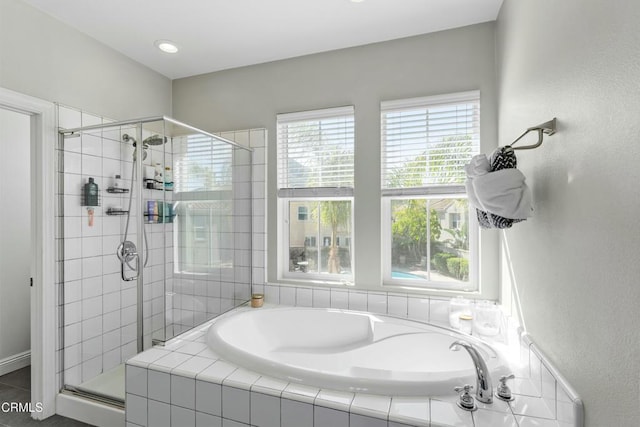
top-left (123, 134), bottom-right (148, 161)
top-left (143, 134), bottom-right (168, 146)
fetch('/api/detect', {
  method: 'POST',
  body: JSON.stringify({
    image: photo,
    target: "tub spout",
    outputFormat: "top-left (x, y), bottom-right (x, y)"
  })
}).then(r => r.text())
top-left (449, 340), bottom-right (493, 404)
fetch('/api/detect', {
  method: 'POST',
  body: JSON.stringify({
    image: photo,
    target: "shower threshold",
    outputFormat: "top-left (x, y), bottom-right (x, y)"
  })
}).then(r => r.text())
top-left (72, 364), bottom-right (125, 405)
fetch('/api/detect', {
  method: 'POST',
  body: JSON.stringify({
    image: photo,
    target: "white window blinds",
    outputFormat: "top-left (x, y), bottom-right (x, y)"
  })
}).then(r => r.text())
top-left (381, 91), bottom-right (480, 195)
top-left (277, 106), bottom-right (354, 197)
top-left (174, 134), bottom-right (233, 193)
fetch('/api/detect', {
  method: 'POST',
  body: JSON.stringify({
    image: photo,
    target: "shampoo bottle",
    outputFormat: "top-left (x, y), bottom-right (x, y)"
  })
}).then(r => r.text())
top-left (84, 177), bottom-right (99, 206)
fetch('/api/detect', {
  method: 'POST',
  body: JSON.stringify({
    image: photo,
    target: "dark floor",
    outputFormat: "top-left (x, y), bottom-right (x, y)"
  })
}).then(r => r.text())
top-left (0, 367), bottom-right (92, 427)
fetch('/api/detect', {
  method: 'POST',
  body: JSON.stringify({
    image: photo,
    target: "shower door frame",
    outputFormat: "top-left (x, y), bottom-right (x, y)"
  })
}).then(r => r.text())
top-left (0, 87), bottom-right (57, 420)
top-left (57, 118), bottom-right (154, 395)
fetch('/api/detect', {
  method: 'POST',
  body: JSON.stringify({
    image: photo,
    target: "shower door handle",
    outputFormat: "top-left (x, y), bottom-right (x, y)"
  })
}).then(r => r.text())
top-left (121, 252), bottom-right (139, 282)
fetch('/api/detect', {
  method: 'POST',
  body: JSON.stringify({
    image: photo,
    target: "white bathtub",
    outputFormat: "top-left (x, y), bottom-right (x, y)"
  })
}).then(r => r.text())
top-left (206, 306), bottom-right (508, 396)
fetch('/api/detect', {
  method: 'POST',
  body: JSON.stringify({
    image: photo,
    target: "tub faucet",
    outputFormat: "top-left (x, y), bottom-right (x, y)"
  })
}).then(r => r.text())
top-left (449, 340), bottom-right (493, 404)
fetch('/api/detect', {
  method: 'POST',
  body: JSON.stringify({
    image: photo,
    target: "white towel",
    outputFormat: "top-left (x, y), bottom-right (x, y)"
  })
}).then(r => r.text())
top-left (464, 154), bottom-right (491, 177)
top-left (467, 169), bottom-right (532, 220)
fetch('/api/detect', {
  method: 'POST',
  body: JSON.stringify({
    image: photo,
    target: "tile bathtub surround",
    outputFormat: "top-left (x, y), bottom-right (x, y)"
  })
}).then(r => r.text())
top-left (261, 283), bottom-right (495, 332)
top-left (520, 332), bottom-right (584, 427)
top-left (125, 305), bottom-right (581, 427)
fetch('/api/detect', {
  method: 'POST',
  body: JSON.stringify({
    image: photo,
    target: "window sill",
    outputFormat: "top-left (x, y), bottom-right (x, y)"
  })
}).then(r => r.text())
top-left (381, 282), bottom-right (482, 298)
top-left (270, 277), bottom-right (355, 289)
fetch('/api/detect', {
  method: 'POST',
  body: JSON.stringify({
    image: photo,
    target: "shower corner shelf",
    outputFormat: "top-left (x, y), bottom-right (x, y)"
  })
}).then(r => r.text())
top-left (106, 187), bottom-right (129, 194)
top-left (144, 186), bottom-right (173, 192)
top-left (106, 208), bottom-right (129, 216)
top-left (144, 212), bottom-right (176, 223)
top-left (144, 179), bottom-right (173, 191)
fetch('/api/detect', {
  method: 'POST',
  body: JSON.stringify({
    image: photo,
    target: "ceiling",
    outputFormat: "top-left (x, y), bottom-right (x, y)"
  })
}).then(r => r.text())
top-left (21, 0), bottom-right (503, 80)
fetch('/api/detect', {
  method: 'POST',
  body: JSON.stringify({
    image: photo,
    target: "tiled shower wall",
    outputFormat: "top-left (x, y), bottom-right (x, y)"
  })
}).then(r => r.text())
top-left (168, 129), bottom-right (266, 335)
top-left (167, 129), bottom-right (266, 336)
top-left (217, 129), bottom-right (266, 293)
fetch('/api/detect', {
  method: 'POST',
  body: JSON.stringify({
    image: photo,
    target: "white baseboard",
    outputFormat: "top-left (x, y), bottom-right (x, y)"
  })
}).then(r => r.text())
top-left (0, 351), bottom-right (30, 377)
top-left (56, 393), bottom-right (125, 427)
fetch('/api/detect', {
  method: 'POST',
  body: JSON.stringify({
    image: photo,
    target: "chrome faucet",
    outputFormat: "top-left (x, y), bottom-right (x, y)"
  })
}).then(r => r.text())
top-left (449, 340), bottom-right (493, 404)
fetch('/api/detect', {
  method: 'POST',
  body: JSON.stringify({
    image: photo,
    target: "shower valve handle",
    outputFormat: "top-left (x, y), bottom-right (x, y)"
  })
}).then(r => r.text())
top-left (121, 252), bottom-right (139, 282)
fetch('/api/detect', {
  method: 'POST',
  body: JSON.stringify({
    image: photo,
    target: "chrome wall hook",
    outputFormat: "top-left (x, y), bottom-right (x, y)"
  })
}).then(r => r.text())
top-left (507, 118), bottom-right (557, 150)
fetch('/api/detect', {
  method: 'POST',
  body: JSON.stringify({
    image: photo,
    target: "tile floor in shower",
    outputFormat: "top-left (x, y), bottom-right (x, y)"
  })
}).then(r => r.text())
top-left (0, 366), bottom-right (93, 427)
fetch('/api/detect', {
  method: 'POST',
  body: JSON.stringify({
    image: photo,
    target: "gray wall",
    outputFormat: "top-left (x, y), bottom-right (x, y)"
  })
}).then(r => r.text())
top-left (0, 0), bottom-right (171, 120)
top-left (496, 1), bottom-right (640, 425)
top-left (0, 109), bottom-right (30, 363)
top-left (173, 22), bottom-right (499, 295)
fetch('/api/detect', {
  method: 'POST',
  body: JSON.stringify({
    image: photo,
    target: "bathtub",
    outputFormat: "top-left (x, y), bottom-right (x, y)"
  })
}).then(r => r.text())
top-left (206, 306), bottom-right (508, 396)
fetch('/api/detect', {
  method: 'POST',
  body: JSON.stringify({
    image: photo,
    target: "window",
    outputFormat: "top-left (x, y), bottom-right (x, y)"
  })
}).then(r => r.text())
top-left (381, 91), bottom-right (480, 291)
top-left (174, 134), bottom-right (238, 274)
top-left (297, 206), bottom-right (308, 221)
top-left (277, 106), bottom-right (354, 282)
top-left (174, 134), bottom-right (233, 193)
top-left (449, 212), bottom-right (461, 229)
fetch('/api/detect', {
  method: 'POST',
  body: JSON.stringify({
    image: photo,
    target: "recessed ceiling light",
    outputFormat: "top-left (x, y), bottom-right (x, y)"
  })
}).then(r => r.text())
top-left (155, 40), bottom-right (179, 54)
top-left (351, 0), bottom-right (365, 3)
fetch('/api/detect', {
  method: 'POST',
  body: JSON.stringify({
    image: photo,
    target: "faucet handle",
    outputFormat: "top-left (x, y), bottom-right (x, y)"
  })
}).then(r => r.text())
top-left (495, 373), bottom-right (516, 401)
top-left (454, 384), bottom-right (477, 411)
top-left (454, 384), bottom-right (473, 393)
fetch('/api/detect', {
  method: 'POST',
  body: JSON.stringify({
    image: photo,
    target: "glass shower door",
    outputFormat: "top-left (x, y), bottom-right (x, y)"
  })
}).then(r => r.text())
top-left (58, 119), bottom-right (146, 403)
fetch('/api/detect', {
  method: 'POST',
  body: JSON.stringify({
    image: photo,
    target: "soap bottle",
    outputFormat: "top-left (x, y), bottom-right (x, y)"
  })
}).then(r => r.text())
top-left (84, 177), bottom-right (99, 206)
top-left (164, 166), bottom-right (173, 190)
top-left (154, 163), bottom-right (163, 189)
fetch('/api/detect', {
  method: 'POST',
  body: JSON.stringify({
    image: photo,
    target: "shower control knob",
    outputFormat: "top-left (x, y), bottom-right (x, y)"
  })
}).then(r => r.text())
top-left (454, 384), bottom-right (477, 411)
top-left (495, 373), bottom-right (516, 401)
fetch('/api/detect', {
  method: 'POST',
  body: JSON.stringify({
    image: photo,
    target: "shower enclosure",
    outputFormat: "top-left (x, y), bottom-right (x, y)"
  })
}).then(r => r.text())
top-left (57, 116), bottom-right (252, 405)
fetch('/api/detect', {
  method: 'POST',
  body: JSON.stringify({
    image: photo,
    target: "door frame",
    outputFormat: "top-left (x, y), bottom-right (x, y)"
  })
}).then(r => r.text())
top-left (0, 87), bottom-right (57, 419)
